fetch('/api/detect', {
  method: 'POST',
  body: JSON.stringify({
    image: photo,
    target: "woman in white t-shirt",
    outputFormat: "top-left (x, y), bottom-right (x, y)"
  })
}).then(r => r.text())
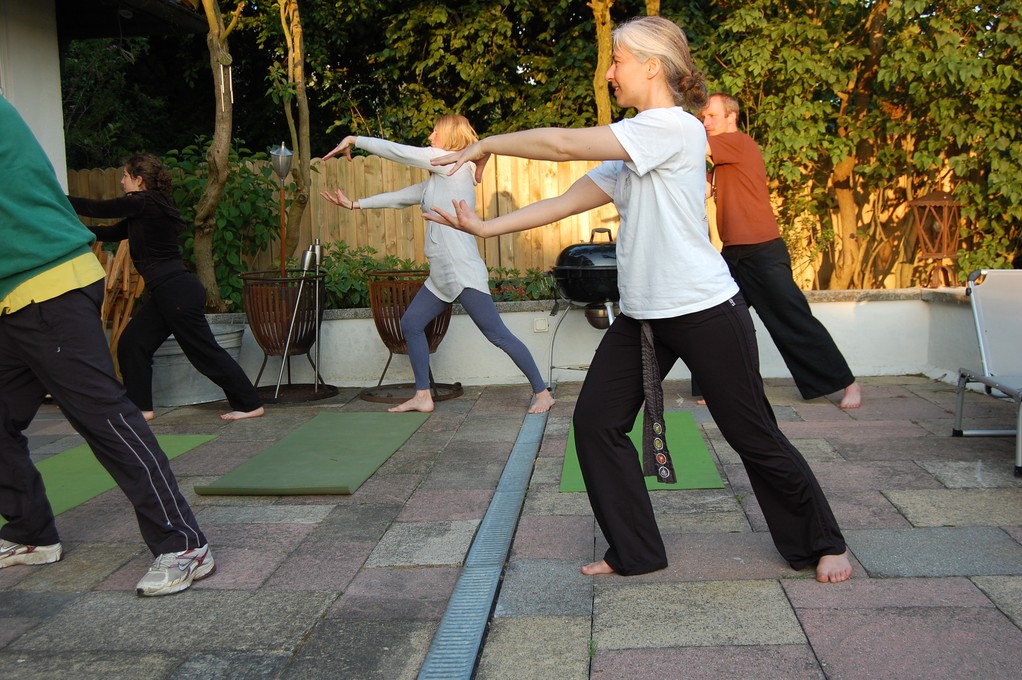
top-left (321, 115), bottom-right (555, 415)
top-left (426, 17), bottom-right (852, 584)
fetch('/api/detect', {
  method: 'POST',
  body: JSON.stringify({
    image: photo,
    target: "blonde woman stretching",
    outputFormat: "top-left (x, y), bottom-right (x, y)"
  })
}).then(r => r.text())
top-left (321, 115), bottom-right (555, 414)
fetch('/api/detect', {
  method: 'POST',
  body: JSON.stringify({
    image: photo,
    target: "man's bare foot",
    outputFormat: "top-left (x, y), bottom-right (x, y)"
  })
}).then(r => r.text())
top-left (528, 389), bottom-right (556, 414)
top-left (696, 398), bottom-right (707, 406)
top-left (839, 381), bottom-right (862, 409)
top-left (220, 406), bottom-right (265, 421)
top-left (581, 559), bottom-right (616, 575)
top-left (388, 389), bottom-right (435, 413)
top-left (141, 410), bottom-right (155, 422)
top-left (816, 551), bottom-right (853, 583)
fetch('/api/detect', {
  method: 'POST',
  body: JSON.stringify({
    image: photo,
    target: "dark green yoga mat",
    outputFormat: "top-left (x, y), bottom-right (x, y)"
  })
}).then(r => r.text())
top-left (0, 434), bottom-right (216, 528)
top-left (194, 411), bottom-right (429, 496)
top-left (560, 411), bottom-right (724, 492)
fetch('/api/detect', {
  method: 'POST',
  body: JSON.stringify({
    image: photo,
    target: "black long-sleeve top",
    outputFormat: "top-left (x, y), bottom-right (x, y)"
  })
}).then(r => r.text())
top-left (68, 190), bottom-right (188, 286)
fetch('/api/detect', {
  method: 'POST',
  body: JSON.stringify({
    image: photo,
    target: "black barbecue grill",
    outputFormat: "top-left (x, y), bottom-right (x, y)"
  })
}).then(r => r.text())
top-left (548, 228), bottom-right (620, 383)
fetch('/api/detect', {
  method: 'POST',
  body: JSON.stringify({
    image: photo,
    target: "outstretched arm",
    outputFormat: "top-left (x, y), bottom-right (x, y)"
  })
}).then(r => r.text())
top-left (424, 175), bottom-right (611, 239)
top-left (432, 126), bottom-right (628, 181)
top-left (322, 135), bottom-right (358, 161)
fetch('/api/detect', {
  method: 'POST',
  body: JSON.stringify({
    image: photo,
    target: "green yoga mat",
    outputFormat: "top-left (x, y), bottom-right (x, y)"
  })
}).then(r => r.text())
top-left (560, 411), bottom-right (724, 492)
top-left (194, 411), bottom-right (429, 496)
top-left (0, 434), bottom-right (216, 528)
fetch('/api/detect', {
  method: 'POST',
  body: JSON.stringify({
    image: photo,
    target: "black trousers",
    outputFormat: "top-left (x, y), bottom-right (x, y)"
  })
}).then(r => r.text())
top-left (722, 238), bottom-right (854, 400)
top-left (0, 281), bottom-right (206, 555)
top-left (118, 271), bottom-right (262, 412)
top-left (572, 295), bottom-right (845, 575)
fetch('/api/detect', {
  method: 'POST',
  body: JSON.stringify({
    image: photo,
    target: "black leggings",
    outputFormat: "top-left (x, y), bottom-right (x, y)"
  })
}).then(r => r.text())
top-left (118, 271), bottom-right (262, 412)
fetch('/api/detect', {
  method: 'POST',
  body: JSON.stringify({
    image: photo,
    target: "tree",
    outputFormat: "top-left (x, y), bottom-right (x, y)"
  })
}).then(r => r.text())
top-left (192, 0), bottom-right (246, 311)
top-left (704, 0), bottom-right (1022, 289)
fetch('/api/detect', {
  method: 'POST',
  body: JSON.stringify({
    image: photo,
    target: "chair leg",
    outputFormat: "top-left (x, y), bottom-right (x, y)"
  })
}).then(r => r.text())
top-left (1015, 399), bottom-right (1022, 477)
top-left (952, 372), bottom-right (969, 437)
top-left (375, 352), bottom-right (394, 387)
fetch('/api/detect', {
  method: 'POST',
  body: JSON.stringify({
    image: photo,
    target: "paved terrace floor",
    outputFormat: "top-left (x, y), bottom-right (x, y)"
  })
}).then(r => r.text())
top-left (3, 375), bottom-right (1022, 679)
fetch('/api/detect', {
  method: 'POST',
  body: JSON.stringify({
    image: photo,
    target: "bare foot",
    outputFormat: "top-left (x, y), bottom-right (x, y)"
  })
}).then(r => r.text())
top-left (388, 389), bottom-right (435, 413)
top-left (839, 381), bottom-right (862, 409)
top-left (220, 406), bottom-right (265, 421)
top-left (528, 389), bottom-right (556, 414)
top-left (815, 551), bottom-right (853, 583)
top-left (696, 398), bottom-right (707, 406)
top-left (141, 410), bottom-right (155, 422)
top-left (581, 559), bottom-right (616, 575)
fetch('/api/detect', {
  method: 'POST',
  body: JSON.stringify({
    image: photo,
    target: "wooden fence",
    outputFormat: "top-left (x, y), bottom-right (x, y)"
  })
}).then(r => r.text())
top-left (68, 156), bottom-right (621, 274)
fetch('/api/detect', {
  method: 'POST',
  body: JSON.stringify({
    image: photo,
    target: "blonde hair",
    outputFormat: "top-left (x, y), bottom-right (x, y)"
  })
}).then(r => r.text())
top-left (434, 114), bottom-right (478, 151)
top-left (613, 16), bottom-right (707, 111)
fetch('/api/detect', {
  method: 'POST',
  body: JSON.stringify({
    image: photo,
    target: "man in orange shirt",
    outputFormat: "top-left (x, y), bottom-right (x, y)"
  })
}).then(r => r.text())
top-left (702, 93), bottom-right (861, 409)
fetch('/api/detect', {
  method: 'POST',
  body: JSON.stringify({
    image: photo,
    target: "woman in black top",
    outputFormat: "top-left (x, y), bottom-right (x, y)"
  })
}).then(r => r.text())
top-left (69, 153), bottom-right (264, 422)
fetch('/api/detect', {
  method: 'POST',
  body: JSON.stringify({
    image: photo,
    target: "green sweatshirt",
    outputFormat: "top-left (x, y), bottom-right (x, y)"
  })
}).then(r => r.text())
top-left (0, 96), bottom-right (96, 299)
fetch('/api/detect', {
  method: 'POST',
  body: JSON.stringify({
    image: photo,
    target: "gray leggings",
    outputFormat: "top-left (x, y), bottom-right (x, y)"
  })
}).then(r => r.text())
top-left (401, 286), bottom-right (547, 393)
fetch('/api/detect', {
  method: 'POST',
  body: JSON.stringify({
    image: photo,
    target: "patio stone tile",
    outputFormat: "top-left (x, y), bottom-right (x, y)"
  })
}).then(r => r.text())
top-left (798, 606), bottom-right (1022, 680)
top-left (0, 617), bottom-right (38, 648)
top-left (655, 510), bottom-right (752, 533)
top-left (537, 434), bottom-right (569, 458)
top-left (279, 618), bottom-right (435, 680)
top-left (0, 652), bottom-right (179, 679)
top-left (450, 415), bottom-right (525, 443)
top-left (98, 545), bottom-right (288, 592)
top-left (509, 515), bottom-right (594, 561)
top-left (170, 651), bottom-right (290, 680)
top-left (495, 558), bottom-right (592, 617)
top-left (971, 575), bottom-right (1022, 627)
top-left (801, 460), bottom-right (946, 492)
top-left (885, 488), bottom-right (1022, 526)
top-left (340, 472), bottom-right (420, 504)
top-left (263, 541), bottom-right (375, 591)
top-left (397, 488), bottom-right (492, 521)
top-left (365, 520), bottom-right (479, 567)
top-left (298, 503), bottom-right (403, 543)
top-left (593, 580), bottom-right (805, 648)
top-left (12, 544), bottom-right (140, 593)
top-left (845, 526), bottom-right (1022, 577)
top-left (783, 575), bottom-right (994, 609)
top-left (528, 455), bottom-right (562, 485)
top-left (197, 504), bottom-right (333, 525)
top-left (329, 566), bottom-right (459, 620)
top-left (7, 591), bottom-right (334, 652)
top-left (708, 435), bottom-right (846, 464)
top-left (917, 459), bottom-right (1022, 488)
top-left (819, 490), bottom-right (915, 529)
top-left (649, 488), bottom-right (743, 515)
top-left (592, 645), bottom-right (825, 680)
top-left (169, 440), bottom-right (270, 476)
top-left (623, 533), bottom-right (801, 583)
top-left (521, 483), bottom-right (597, 516)
top-left (416, 457), bottom-right (507, 490)
top-left (475, 616), bottom-right (591, 680)
top-left (838, 436), bottom-right (1014, 462)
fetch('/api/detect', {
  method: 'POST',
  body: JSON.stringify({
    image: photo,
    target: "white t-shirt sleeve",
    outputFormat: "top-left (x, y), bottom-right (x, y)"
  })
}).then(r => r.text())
top-left (608, 109), bottom-right (691, 176)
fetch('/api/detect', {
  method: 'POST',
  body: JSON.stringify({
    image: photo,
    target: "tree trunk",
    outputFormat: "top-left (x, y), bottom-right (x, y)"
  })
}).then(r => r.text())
top-left (589, 0), bottom-right (614, 126)
top-left (280, 0), bottom-right (310, 263)
top-left (193, 1), bottom-right (244, 311)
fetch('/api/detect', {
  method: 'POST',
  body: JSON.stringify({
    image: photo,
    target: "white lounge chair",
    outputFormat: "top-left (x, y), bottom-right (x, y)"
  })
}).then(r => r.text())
top-left (952, 269), bottom-right (1022, 476)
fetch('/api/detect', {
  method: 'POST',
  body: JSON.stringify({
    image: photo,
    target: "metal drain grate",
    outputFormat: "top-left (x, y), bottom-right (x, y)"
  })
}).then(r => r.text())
top-left (418, 413), bottom-right (548, 679)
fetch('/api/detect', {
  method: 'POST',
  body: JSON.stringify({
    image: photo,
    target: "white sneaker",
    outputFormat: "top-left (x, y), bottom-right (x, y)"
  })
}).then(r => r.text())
top-left (0, 539), bottom-right (63, 568)
top-left (135, 544), bottom-right (216, 597)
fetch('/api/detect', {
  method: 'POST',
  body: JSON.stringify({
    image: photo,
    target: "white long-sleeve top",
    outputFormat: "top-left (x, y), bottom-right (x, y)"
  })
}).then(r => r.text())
top-left (355, 137), bottom-right (488, 303)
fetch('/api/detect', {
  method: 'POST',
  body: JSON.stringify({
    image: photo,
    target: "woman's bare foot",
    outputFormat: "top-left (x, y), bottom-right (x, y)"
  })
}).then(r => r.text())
top-left (141, 410), bottom-right (155, 422)
top-left (816, 551), bottom-right (853, 583)
top-left (839, 381), bottom-right (862, 409)
top-left (389, 389), bottom-right (435, 413)
top-left (528, 389), bottom-right (556, 414)
top-left (581, 559), bottom-right (616, 575)
top-left (220, 406), bottom-right (265, 421)
top-left (696, 398), bottom-right (707, 406)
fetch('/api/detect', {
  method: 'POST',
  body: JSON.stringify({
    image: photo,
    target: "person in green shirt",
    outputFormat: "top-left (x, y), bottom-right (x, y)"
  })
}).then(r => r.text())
top-left (0, 94), bottom-right (216, 597)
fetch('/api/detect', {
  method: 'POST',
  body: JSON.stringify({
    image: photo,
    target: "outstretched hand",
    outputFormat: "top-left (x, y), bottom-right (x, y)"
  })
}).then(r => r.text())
top-left (320, 188), bottom-right (355, 210)
top-left (431, 141), bottom-right (490, 183)
top-left (322, 135), bottom-right (358, 161)
top-left (423, 199), bottom-right (486, 237)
